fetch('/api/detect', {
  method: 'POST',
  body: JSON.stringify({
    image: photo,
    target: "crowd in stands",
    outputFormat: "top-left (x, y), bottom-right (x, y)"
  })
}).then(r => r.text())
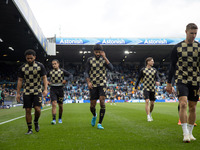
top-left (0, 62), bottom-right (176, 103)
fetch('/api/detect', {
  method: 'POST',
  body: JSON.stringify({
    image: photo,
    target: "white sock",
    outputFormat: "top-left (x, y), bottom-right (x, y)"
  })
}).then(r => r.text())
top-left (181, 123), bottom-right (189, 135)
top-left (147, 114), bottom-right (150, 118)
top-left (187, 124), bottom-right (194, 135)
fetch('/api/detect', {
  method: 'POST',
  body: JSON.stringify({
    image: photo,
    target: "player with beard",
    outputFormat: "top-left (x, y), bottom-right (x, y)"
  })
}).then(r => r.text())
top-left (84, 44), bottom-right (113, 129)
top-left (17, 49), bottom-right (48, 134)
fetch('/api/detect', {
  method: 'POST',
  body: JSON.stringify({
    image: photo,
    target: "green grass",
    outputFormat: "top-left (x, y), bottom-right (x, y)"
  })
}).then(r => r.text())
top-left (1, 102), bottom-right (200, 150)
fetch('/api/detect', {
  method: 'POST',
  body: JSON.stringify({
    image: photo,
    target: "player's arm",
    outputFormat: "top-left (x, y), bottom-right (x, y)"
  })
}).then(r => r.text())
top-left (84, 58), bottom-right (93, 89)
top-left (16, 77), bottom-right (23, 103)
top-left (135, 68), bottom-right (144, 92)
top-left (155, 69), bottom-right (160, 86)
top-left (46, 71), bottom-right (51, 85)
top-left (42, 75), bottom-right (48, 97)
top-left (16, 66), bottom-right (24, 103)
top-left (63, 69), bottom-right (73, 84)
top-left (40, 63), bottom-right (48, 97)
top-left (166, 46), bottom-right (178, 94)
top-left (101, 51), bottom-right (113, 71)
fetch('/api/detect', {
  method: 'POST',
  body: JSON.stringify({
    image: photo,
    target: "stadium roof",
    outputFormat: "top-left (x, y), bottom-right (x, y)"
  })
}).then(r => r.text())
top-left (0, 0), bottom-right (47, 62)
top-left (54, 44), bottom-right (174, 64)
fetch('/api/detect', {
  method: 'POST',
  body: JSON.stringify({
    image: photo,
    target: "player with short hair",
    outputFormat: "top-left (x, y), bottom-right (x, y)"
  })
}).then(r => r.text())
top-left (166, 23), bottom-right (200, 143)
top-left (84, 44), bottom-right (113, 129)
top-left (135, 57), bottom-right (160, 122)
top-left (16, 49), bottom-right (48, 134)
top-left (47, 59), bottom-right (72, 124)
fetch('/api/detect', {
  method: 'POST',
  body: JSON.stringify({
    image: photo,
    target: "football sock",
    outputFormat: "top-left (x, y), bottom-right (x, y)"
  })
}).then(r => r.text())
top-left (27, 122), bottom-right (32, 130)
top-left (53, 114), bottom-right (56, 120)
top-left (99, 108), bottom-right (105, 124)
top-left (90, 107), bottom-right (96, 117)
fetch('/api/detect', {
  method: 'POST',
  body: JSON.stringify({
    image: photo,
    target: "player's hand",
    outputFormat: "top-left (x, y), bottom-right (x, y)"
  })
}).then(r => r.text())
top-left (100, 51), bottom-right (106, 58)
top-left (156, 82), bottom-right (160, 86)
top-left (16, 93), bottom-right (20, 103)
top-left (87, 82), bottom-right (93, 89)
top-left (43, 90), bottom-right (48, 97)
top-left (166, 83), bottom-right (172, 94)
top-left (47, 81), bottom-right (51, 85)
top-left (62, 80), bottom-right (67, 84)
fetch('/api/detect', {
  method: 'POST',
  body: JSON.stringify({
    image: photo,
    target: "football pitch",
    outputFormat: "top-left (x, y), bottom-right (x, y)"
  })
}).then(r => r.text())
top-left (1, 102), bottom-right (200, 150)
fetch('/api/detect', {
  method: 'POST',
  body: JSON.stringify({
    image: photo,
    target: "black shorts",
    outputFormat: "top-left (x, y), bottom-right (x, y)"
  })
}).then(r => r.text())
top-left (143, 89), bottom-right (156, 101)
top-left (176, 83), bottom-right (199, 101)
top-left (23, 93), bottom-right (42, 108)
top-left (90, 86), bottom-right (106, 100)
top-left (50, 86), bottom-right (64, 104)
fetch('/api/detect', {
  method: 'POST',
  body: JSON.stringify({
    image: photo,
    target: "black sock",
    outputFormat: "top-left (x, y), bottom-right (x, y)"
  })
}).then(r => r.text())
top-left (34, 117), bottom-right (39, 123)
top-left (27, 122), bottom-right (32, 130)
top-left (90, 107), bottom-right (96, 117)
top-left (98, 108), bottom-right (105, 124)
top-left (53, 114), bottom-right (56, 120)
top-left (59, 113), bottom-right (62, 119)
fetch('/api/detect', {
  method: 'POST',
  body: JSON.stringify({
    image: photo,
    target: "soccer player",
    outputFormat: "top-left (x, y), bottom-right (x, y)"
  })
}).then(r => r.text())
top-left (166, 23), bottom-right (200, 143)
top-left (135, 57), bottom-right (160, 122)
top-left (84, 44), bottom-right (113, 129)
top-left (16, 49), bottom-right (48, 134)
top-left (47, 59), bottom-right (73, 124)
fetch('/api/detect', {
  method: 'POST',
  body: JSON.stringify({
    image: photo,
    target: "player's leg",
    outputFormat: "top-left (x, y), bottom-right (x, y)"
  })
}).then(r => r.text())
top-left (145, 99), bottom-right (151, 121)
top-left (150, 101), bottom-right (154, 121)
top-left (179, 96), bottom-right (190, 142)
top-left (50, 88), bottom-right (57, 124)
top-left (34, 106), bottom-right (41, 132)
top-left (58, 88), bottom-right (64, 123)
top-left (90, 87), bottom-right (98, 127)
top-left (178, 104), bottom-right (181, 125)
top-left (33, 94), bottom-right (42, 132)
top-left (177, 83), bottom-right (190, 142)
top-left (187, 87), bottom-right (198, 141)
top-left (51, 101), bottom-right (57, 124)
top-left (143, 90), bottom-right (151, 121)
top-left (149, 92), bottom-right (156, 121)
top-left (97, 86), bottom-right (106, 129)
top-left (58, 102), bottom-right (63, 123)
top-left (188, 100), bottom-right (197, 140)
top-left (97, 96), bottom-right (105, 129)
top-left (90, 100), bottom-right (97, 126)
top-left (23, 95), bottom-right (33, 134)
top-left (25, 108), bottom-right (33, 134)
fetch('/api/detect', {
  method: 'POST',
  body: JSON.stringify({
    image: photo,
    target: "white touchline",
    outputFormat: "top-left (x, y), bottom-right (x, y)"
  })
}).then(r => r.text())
top-left (0, 107), bottom-right (52, 125)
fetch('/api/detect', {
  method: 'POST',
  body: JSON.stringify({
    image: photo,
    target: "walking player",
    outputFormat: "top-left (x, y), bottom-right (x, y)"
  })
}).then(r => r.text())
top-left (48, 59), bottom-right (72, 124)
top-left (84, 44), bottom-right (113, 129)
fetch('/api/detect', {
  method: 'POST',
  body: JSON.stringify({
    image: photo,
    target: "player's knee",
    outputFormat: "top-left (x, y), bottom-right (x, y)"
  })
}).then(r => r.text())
top-left (180, 102), bottom-right (187, 109)
top-left (189, 106), bottom-right (196, 113)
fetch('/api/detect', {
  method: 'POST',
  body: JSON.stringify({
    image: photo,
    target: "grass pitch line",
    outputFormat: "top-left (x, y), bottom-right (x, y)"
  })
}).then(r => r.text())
top-left (0, 107), bottom-right (52, 125)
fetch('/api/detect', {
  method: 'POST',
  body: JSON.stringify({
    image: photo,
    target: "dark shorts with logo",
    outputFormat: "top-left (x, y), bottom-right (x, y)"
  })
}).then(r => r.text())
top-left (50, 86), bottom-right (64, 104)
top-left (90, 86), bottom-right (106, 100)
top-left (143, 89), bottom-right (156, 101)
top-left (176, 83), bottom-right (199, 101)
top-left (23, 93), bottom-right (42, 108)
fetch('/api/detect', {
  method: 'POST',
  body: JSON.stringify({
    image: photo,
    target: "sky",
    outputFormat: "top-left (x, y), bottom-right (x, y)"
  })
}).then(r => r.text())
top-left (27, 0), bottom-right (200, 38)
